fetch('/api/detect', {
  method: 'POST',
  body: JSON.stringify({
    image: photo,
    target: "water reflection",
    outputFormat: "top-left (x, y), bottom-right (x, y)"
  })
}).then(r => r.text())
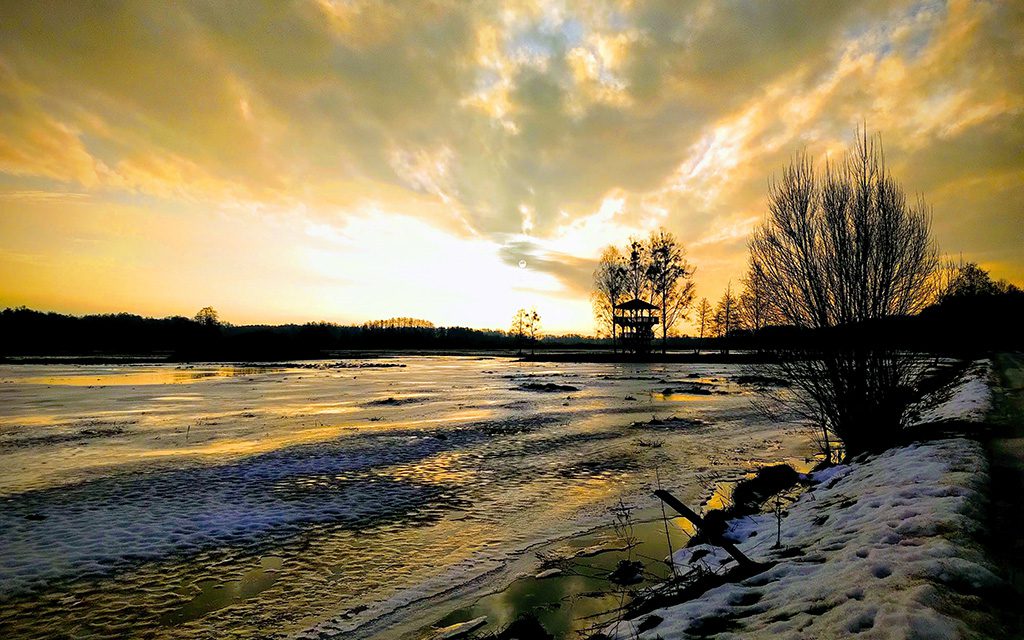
top-left (434, 516), bottom-right (691, 638)
top-left (0, 357), bottom-right (813, 640)
top-left (162, 556), bottom-right (283, 625)
top-left (21, 367), bottom-right (276, 387)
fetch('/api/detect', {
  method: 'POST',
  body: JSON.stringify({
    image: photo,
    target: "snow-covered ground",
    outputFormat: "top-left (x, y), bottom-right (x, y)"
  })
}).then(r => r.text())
top-left (607, 362), bottom-right (1003, 639)
top-left (907, 360), bottom-right (994, 426)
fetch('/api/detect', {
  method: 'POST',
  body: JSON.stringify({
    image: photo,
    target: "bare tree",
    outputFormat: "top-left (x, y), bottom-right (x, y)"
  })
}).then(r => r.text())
top-left (748, 128), bottom-right (938, 458)
top-left (646, 228), bottom-right (696, 354)
top-left (527, 308), bottom-right (541, 355)
top-left (623, 238), bottom-right (651, 303)
top-left (593, 231), bottom-right (698, 356)
top-left (738, 263), bottom-right (778, 333)
top-left (712, 283), bottom-right (740, 354)
top-left (510, 308), bottom-right (528, 354)
top-left (592, 246), bottom-right (627, 352)
top-left (695, 297), bottom-right (712, 355)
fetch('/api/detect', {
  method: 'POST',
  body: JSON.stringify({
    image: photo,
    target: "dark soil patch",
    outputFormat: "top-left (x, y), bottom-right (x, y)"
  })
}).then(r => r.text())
top-left (637, 614), bottom-right (663, 633)
top-left (492, 614), bottom-right (554, 640)
top-left (731, 465), bottom-right (800, 513)
top-left (609, 559), bottom-right (645, 585)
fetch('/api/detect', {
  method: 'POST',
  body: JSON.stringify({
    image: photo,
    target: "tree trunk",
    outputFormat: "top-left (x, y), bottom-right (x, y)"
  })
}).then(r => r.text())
top-left (662, 299), bottom-right (667, 355)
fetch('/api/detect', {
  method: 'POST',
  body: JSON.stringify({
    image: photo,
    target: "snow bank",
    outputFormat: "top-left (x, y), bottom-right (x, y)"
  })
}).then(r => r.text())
top-left (907, 360), bottom-right (993, 426)
top-left (606, 438), bottom-right (1002, 639)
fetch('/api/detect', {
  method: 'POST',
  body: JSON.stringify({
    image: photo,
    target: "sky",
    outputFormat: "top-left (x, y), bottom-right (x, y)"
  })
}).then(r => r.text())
top-left (0, 0), bottom-right (1021, 334)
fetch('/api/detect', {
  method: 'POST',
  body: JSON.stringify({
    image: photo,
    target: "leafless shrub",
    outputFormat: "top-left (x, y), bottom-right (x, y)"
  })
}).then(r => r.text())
top-left (748, 128), bottom-right (939, 458)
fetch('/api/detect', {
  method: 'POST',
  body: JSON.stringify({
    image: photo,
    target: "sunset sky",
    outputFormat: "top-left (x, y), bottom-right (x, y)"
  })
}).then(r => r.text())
top-left (1, 0), bottom-right (1021, 333)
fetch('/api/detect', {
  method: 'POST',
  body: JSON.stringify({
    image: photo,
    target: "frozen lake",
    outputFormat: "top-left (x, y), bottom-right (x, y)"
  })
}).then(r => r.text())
top-left (0, 356), bottom-right (812, 639)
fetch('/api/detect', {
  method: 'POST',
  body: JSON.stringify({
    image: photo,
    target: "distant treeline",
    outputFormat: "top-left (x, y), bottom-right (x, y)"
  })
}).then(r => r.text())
top-left (737, 277), bottom-right (1024, 356)
top-left (0, 309), bottom-right (601, 360)
top-left (2, 278), bottom-right (1021, 360)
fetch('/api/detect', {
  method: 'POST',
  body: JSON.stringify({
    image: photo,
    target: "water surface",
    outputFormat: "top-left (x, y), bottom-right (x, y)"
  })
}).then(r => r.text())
top-left (0, 356), bottom-right (811, 639)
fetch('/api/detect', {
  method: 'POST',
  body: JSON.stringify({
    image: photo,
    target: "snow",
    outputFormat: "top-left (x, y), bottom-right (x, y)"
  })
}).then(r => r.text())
top-left (605, 438), bottom-right (1002, 639)
top-left (669, 544), bottom-right (735, 573)
top-left (907, 360), bottom-right (993, 426)
top-left (721, 516), bottom-right (765, 545)
top-left (808, 463), bottom-right (851, 486)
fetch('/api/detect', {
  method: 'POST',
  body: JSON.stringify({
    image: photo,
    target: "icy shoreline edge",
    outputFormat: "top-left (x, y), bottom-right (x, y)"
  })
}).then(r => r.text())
top-left (606, 360), bottom-right (1007, 639)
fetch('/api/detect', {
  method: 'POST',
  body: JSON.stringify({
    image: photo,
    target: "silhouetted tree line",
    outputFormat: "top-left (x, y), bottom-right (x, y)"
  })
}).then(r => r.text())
top-left (6, 280), bottom-right (1016, 363)
top-left (0, 308), bottom-right (220, 357)
top-left (0, 307), bottom-right (611, 359)
top-left (591, 127), bottom-right (1022, 460)
top-left (361, 317), bottom-right (435, 330)
top-left (692, 259), bottom-right (1022, 355)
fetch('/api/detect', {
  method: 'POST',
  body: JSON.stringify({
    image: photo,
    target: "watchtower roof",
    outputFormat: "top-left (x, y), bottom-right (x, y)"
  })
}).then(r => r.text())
top-left (614, 298), bottom-right (658, 311)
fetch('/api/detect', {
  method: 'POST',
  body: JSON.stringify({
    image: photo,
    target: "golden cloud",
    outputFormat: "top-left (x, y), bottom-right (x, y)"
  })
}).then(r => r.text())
top-left (0, 0), bottom-right (1020, 330)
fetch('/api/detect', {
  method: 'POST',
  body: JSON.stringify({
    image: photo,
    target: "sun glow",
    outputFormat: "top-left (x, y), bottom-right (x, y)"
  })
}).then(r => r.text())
top-left (0, 0), bottom-right (1020, 332)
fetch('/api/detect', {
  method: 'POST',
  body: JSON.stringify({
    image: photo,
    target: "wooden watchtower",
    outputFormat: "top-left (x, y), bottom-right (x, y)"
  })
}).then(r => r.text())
top-left (613, 298), bottom-right (659, 355)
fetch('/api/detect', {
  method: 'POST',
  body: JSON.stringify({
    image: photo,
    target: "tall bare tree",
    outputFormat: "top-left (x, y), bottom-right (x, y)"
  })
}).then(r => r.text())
top-left (713, 283), bottom-right (740, 354)
top-left (592, 246), bottom-right (628, 352)
top-left (510, 308), bottom-right (528, 354)
top-left (748, 129), bottom-right (938, 458)
top-left (623, 238), bottom-right (651, 303)
top-left (738, 263), bottom-right (777, 333)
top-left (695, 297), bottom-right (712, 355)
top-left (646, 228), bottom-right (696, 354)
top-left (527, 308), bottom-right (541, 355)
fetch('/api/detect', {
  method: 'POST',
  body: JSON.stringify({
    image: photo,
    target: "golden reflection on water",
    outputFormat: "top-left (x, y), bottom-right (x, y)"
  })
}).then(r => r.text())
top-left (162, 556), bottom-right (284, 626)
top-left (22, 367), bottom-right (275, 387)
top-left (275, 403), bottom-right (359, 417)
top-left (0, 414), bottom-right (61, 427)
top-left (375, 451), bottom-right (477, 485)
top-left (413, 408), bottom-right (493, 425)
top-left (138, 425), bottom-right (357, 458)
top-left (136, 410), bottom-right (489, 461)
